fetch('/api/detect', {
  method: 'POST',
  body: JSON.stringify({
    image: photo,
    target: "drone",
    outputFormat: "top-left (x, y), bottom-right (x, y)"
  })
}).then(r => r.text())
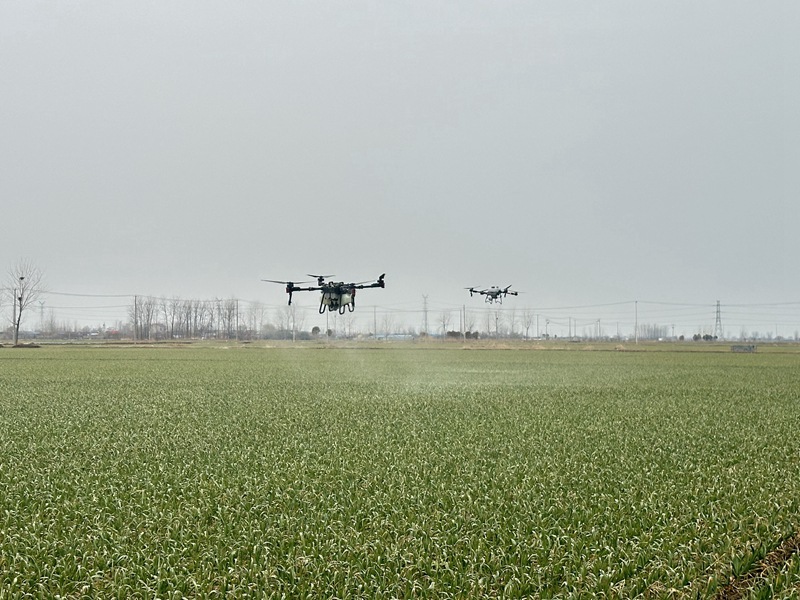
top-left (465, 285), bottom-right (519, 304)
top-left (263, 274), bottom-right (385, 314)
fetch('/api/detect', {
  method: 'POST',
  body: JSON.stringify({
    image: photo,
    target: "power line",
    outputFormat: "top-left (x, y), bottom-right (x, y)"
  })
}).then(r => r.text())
top-left (45, 290), bottom-right (134, 298)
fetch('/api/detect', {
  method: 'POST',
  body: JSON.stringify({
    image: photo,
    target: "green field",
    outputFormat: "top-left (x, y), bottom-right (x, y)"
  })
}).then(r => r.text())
top-left (1, 345), bottom-right (799, 598)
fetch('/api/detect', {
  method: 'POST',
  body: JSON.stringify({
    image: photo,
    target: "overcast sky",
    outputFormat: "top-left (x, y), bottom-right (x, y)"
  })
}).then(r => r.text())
top-left (2, 1), bottom-right (799, 332)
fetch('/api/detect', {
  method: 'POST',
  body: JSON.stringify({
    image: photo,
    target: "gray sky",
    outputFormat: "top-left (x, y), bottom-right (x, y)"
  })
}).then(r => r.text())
top-left (2, 1), bottom-right (799, 334)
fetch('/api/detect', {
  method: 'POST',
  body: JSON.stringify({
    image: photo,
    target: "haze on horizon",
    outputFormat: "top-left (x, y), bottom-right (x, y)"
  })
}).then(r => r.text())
top-left (2, 1), bottom-right (799, 336)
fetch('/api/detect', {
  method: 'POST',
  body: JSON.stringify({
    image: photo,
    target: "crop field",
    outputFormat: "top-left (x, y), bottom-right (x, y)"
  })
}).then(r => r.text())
top-left (1, 344), bottom-right (799, 598)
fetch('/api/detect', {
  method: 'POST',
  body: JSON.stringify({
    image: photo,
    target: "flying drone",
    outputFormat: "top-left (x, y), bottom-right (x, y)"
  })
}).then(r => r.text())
top-left (465, 285), bottom-right (519, 304)
top-left (263, 274), bottom-right (386, 314)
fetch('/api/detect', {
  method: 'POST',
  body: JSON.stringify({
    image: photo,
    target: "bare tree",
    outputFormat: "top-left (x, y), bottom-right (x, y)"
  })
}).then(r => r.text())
top-left (129, 295), bottom-right (158, 341)
top-left (178, 299), bottom-right (193, 338)
top-left (508, 307), bottom-right (518, 338)
top-left (522, 308), bottom-right (535, 340)
top-left (493, 309), bottom-right (503, 338)
top-left (246, 301), bottom-right (268, 338)
top-left (464, 308), bottom-right (477, 336)
top-left (439, 310), bottom-right (452, 338)
top-left (223, 298), bottom-right (238, 339)
top-left (277, 304), bottom-right (306, 340)
top-left (278, 304), bottom-right (295, 337)
top-left (341, 312), bottom-right (357, 338)
top-left (161, 296), bottom-right (182, 339)
top-left (381, 312), bottom-right (395, 339)
top-left (213, 298), bottom-right (225, 338)
top-left (45, 308), bottom-right (58, 337)
top-left (9, 260), bottom-right (44, 345)
top-left (293, 305), bottom-right (306, 337)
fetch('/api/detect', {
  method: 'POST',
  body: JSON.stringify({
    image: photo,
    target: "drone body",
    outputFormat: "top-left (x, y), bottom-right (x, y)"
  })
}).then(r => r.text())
top-left (466, 285), bottom-right (519, 304)
top-left (263, 274), bottom-right (385, 314)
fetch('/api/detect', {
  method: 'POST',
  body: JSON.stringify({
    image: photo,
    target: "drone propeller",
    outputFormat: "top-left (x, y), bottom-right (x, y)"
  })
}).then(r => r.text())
top-left (464, 286), bottom-right (481, 297)
top-left (262, 279), bottom-right (312, 286)
top-left (307, 273), bottom-right (334, 285)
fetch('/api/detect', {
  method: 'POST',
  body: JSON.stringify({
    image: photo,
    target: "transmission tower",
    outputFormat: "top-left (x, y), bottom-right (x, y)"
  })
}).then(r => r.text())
top-left (714, 300), bottom-right (723, 339)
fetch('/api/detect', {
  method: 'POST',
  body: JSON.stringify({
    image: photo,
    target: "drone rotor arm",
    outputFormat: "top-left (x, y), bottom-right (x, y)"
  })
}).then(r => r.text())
top-left (351, 274), bottom-right (386, 290)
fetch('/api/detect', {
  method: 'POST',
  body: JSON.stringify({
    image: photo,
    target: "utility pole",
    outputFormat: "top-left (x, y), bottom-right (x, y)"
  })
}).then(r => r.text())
top-left (422, 295), bottom-right (429, 335)
top-left (634, 300), bottom-right (639, 345)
